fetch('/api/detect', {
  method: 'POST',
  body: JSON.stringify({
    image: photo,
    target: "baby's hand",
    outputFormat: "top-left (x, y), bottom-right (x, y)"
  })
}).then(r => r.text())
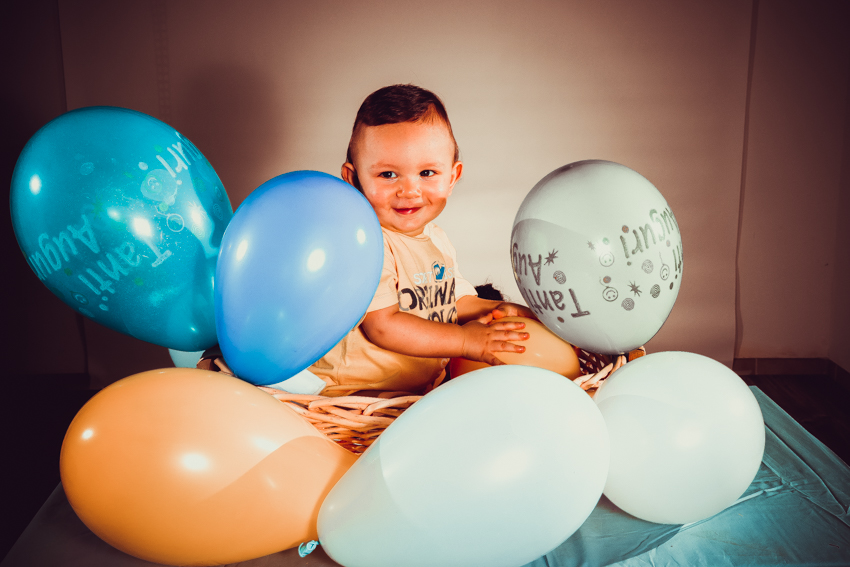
top-left (490, 302), bottom-right (538, 321)
top-left (460, 318), bottom-right (529, 366)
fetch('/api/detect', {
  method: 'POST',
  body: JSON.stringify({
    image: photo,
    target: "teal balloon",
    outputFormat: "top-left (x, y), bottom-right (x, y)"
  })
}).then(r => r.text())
top-left (10, 107), bottom-right (233, 351)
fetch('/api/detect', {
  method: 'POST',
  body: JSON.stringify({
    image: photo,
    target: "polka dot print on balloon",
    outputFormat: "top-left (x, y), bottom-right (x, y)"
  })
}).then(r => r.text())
top-left (651, 284), bottom-right (660, 298)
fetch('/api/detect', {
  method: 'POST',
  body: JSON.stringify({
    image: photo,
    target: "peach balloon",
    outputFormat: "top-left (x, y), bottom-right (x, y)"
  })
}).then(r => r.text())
top-left (450, 317), bottom-right (582, 380)
top-left (496, 316), bottom-right (582, 377)
top-left (448, 357), bottom-right (491, 378)
top-left (60, 368), bottom-right (356, 566)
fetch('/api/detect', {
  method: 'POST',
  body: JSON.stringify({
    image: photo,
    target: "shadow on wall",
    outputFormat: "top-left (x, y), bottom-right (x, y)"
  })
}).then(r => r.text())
top-left (2, 100), bottom-right (85, 378)
top-left (1, 0), bottom-right (89, 379)
top-left (176, 64), bottom-right (285, 208)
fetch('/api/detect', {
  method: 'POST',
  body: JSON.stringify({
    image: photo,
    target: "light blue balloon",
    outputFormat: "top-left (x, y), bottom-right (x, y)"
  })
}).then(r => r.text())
top-left (168, 348), bottom-right (205, 368)
top-left (10, 107), bottom-right (232, 351)
top-left (215, 171), bottom-right (383, 386)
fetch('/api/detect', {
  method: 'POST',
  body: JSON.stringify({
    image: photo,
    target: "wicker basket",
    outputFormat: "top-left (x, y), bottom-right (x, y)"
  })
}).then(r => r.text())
top-left (234, 346), bottom-right (644, 455)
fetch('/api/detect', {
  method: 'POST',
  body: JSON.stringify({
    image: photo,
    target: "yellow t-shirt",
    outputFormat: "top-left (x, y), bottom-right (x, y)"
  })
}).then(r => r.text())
top-left (311, 223), bottom-right (477, 396)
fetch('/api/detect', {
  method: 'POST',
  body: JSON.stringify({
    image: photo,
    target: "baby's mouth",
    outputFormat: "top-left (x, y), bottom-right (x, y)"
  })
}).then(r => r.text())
top-left (394, 207), bottom-right (421, 215)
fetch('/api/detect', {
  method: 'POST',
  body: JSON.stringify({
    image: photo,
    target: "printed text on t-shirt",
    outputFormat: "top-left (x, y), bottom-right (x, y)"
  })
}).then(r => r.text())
top-left (398, 278), bottom-right (458, 323)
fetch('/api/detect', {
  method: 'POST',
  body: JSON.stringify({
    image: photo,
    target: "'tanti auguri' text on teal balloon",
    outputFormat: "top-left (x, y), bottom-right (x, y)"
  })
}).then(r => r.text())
top-left (10, 106), bottom-right (233, 351)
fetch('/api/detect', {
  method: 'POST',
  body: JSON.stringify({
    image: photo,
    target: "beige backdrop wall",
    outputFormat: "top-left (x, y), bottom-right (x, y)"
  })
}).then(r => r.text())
top-left (56, 0), bottom-right (753, 385)
top-left (7, 0), bottom-right (847, 387)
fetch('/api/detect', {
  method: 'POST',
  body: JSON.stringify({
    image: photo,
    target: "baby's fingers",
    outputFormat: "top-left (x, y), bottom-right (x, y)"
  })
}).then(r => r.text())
top-left (496, 329), bottom-right (530, 343)
top-left (489, 321), bottom-right (526, 333)
top-left (482, 353), bottom-right (506, 366)
top-left (476, 312), bottom-right (495, 325)
top-left (491, 338), bottom-right (527, 353)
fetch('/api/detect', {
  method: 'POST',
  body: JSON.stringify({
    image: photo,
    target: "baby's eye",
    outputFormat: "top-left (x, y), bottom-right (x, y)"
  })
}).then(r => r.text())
top-left (378, 171), bottom-right (397, 179)
top-left (420, 170), bottom-right (436, 177)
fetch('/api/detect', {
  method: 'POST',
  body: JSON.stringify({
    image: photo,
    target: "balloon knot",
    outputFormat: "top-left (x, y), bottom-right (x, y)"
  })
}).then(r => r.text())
top-left (298, 540), bottom-right (319, 558)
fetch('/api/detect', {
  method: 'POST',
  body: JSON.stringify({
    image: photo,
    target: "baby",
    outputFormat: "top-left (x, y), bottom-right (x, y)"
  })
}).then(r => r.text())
top-left (310, 84), bottom-right (536, 396)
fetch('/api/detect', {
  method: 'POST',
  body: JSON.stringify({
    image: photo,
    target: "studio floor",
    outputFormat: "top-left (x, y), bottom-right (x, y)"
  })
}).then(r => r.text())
top-left (2, 366), bottom-right (849, 563)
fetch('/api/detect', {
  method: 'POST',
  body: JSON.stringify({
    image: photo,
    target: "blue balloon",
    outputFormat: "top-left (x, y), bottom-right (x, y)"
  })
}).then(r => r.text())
top-left (10, 107), bottom-right (232, 351)
top-left (215, 171), bottom-right (383, 386)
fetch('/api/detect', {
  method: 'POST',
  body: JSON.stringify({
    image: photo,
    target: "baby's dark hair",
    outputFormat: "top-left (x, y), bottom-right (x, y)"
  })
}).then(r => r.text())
top-left (475, 283), bottom-right (505, 301)
top-left (346, 84), bottom-right (459, 189)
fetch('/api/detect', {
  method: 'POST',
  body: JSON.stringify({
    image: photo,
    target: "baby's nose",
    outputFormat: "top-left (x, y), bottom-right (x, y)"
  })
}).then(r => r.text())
top-left (397, 179), bottom-right (421, 198)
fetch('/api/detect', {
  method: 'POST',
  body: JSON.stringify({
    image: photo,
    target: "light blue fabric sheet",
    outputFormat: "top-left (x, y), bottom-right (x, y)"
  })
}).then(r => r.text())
top-left (525, 387), bottom-right (850, 567)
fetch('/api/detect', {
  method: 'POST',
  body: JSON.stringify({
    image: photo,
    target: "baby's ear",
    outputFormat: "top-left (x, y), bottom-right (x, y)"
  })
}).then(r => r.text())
top-left (341, 163), bottom-right (361, 190)
top-left (449, 161), bottom-right (463, 192)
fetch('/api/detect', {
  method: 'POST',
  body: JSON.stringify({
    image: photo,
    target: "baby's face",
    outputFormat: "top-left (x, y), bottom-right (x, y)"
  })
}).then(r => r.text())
top-left (345, 120), bottom-right (461, 237)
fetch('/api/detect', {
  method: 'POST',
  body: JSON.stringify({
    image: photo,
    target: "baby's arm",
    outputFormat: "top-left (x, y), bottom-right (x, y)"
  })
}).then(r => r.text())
top-left (455, 295), bottom-right (538, 325)
top-left (360, 304), bottom-right (529, 366)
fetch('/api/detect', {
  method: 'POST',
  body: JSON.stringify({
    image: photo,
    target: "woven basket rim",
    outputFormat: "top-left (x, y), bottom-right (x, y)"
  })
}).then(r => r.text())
top-left (253, 346), bottom-right (645, 454)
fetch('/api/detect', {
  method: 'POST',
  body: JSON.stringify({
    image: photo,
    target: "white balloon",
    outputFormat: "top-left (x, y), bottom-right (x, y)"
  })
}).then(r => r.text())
top-left (512, 160), bottom-right (683, 354)
top-left (318, 366), bottom-right (610, 567)
top-left (594, 351), bottom-right (765, 524)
